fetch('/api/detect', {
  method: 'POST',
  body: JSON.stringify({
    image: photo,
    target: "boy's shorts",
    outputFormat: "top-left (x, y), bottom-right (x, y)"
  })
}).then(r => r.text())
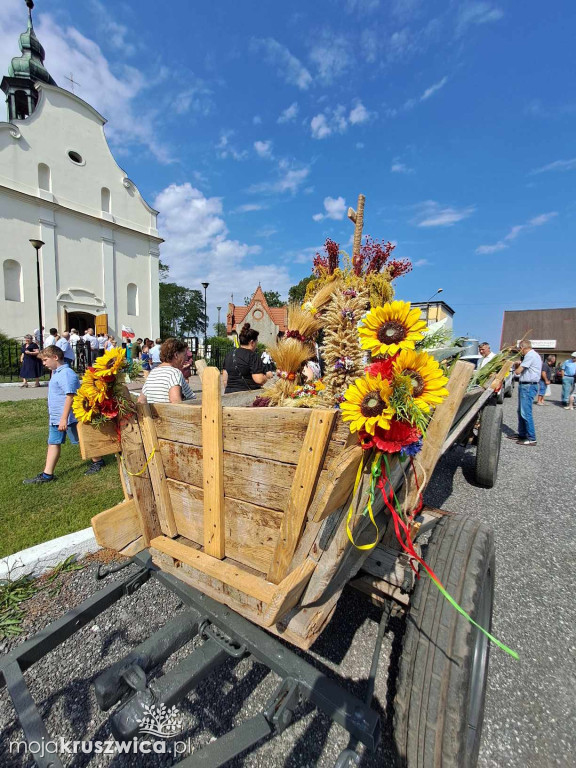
top-left (48, 423), bottom-right (79, 445)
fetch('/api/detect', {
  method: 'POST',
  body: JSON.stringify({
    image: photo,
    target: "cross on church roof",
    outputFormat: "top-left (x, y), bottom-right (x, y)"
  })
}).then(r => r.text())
top-left (65, 72), bottom-right (80, 93)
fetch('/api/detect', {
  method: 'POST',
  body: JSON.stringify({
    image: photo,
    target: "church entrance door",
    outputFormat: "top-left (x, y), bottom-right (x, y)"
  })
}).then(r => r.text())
top-left (66, 311), bottom-right (96, 334)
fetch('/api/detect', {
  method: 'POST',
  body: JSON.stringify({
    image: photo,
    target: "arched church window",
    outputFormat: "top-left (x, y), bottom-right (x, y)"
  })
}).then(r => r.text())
top-left (101, 187), bottom-right (111, 213)
top-left (127, 283), bottom-right (138, 316)
top-left (3, 259), bottom-right (23, 302)
top-left (14, 90), bottom-right (29, 120)
top-left (38, 163), bottom-right (51, 191)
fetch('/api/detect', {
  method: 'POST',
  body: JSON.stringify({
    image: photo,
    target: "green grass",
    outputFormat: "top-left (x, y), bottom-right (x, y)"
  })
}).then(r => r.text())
top-left (0, 400), bottom-right (124, 558)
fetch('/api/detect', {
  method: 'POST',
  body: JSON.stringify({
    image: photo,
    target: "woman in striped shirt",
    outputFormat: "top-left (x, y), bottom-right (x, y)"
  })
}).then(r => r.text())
top-left (140, 338), bottom-right (196, 404)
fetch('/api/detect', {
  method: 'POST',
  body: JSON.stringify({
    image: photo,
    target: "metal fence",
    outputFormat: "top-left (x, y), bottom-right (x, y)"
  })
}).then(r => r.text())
top-left (0, 339), bottom-right (91, 382)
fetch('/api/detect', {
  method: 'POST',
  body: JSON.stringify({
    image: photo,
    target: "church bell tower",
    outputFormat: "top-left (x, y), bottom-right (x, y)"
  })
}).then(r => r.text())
top-left (1, 0), bottom-right (56, 121)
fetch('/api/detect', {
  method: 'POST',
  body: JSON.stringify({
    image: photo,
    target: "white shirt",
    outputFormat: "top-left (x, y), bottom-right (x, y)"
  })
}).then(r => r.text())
top-left (56, 337), bottom-right (75, 361)
top-left (98, 336), bottom-right (106, 349)
top-left (69, 333), bottom-right (80, 348)
top-left (519, 349), bottom-right (542, 383)
top-left (150, 345), bottom-right (162, 364)
top-left (142, 366), bottom-right (195, 403)
top-left (84, 333), bottom-right (99, 350)
top-left (478, 352), bottom-right (495, 369)
top-left (44, 334), bottom-right (56, 347)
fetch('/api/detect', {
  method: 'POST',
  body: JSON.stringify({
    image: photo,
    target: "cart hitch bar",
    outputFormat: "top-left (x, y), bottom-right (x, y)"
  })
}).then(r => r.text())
top-left (0, 551), bottom-right (383, 768)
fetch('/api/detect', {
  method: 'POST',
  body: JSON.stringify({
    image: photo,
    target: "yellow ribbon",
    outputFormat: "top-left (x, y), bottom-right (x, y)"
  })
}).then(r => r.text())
top-left (120, 447), bottom-right (156, 477)
top-left (346, 453), bottom-right (380, 550)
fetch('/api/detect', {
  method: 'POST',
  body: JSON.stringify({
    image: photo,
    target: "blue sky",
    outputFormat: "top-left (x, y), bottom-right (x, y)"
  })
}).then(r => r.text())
top-left (2, 0), bottom-right (575, 345)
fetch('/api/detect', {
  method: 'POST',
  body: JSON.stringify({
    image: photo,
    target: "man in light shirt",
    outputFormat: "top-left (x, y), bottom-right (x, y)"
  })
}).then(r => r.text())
top-left (69, 328), bottom-right (80, 349)
top-left (44, 327), bottom-right (58, 347)
top-left (83, 328), bottom-right (98, 366)
top-left (509, 340), bottom-right (542, 446)
top-left (478, 342), bottom-right (495, 369)
top-left (56, 332), bottom-right (75, 365)
top-left (150, 338), bottom-right (162, 369)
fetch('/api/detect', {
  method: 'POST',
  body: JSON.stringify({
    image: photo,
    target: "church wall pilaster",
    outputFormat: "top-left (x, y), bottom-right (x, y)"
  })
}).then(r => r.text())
top-left (38, 215), bottom-right (58, 331)
top-left (101, 233), bottom-right (117, 336)
top-left (149, 244), bottom-right (160, 339)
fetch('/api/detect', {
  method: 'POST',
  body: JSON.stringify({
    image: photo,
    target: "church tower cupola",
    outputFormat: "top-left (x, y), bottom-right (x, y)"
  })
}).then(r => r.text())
top-left (1, 0), bottom-right (57, 121)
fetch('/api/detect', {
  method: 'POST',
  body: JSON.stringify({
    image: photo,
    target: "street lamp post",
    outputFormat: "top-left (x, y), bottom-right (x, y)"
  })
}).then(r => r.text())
top-left (29, 239), bottom-right (45, 349)
top-left (425, 288), bottom-right (443, 325)
top-left (216, 306), bottom-right (221, 335)
top-left (201, 282), bottom-right (209, 354)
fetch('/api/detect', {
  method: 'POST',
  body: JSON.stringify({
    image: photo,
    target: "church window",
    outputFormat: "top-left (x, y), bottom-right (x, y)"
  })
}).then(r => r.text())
top-left (3, 260), bottom-right (23, 302)
top-left (127, 283), bottom-right (138, 316)
top-left (38, 163), bottom-right (51, 191)
top-left (68, 150), bottom-right (84, 165)
top-left (14, 91), bottom-right (29, 120)
top-left (101, 187), bottom-right (111, 213)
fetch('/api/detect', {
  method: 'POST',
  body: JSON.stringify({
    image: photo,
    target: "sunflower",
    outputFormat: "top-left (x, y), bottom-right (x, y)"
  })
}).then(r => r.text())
top-left (359, 301), bottom-right (427, 356)
top-left (78, 375), bottom-right (109, 405)
top-left (72, 392), bottom-right (99, 423)
top-left (392, 349), bottom-right (449, 412)
top-left (92, 348), bottom-right (125, 378)
top-left (340, 373), bottom-right (395, 435)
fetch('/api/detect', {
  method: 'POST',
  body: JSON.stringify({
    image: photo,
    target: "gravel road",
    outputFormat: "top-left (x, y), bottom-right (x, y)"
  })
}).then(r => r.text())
top-left (1, 385), bottom-right (574, 767)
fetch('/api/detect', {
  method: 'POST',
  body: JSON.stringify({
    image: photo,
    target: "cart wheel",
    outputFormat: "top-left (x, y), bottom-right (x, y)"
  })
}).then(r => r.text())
top-left (504, 382), bottom-right (513, 398)
top-left (394, 515), bottom-right (495, 768)
top-left (496, 387), bottom-right (505, 405)
top-left (474, 403), bottom-right (503, 488)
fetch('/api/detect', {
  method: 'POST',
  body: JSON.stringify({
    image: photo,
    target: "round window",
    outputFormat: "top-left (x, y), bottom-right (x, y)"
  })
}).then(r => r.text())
top-left (68, 150), bottom-right (84, 164)
top-left (253, 309), bottom-right (263, 320)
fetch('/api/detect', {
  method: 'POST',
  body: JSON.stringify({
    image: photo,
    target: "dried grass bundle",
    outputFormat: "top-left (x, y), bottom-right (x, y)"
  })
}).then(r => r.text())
top-left (307, 279), bottom-right (342, 311)
top-left (268, 338), bottom-right (311, 373)
top-left (286, 303), bottom-right (323, 341)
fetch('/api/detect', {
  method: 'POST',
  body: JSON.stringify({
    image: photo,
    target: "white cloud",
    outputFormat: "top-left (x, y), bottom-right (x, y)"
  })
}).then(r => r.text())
top-left (251, 38), bottom-right (312, 90)
top-left (391, 159), bottom-right (414, 173)
top-left (456, 3), bottom-right (504, 36)
top-left (278, 102), bottom-right (299, 123)
top-left (414, 258), bottom-right (430, 267)
top-left (155, 182), bottom-right (291, 318)
top-left (256, 226), bottom-right (278, 238)
top-left (247, 161), bottom-right (311, 196)
top-left (313, 196), bottom-right (347, 222)
top-left (412, 201), bottom-right (476, 227)
top-left (309, 31), bottom-right (353, 84)
top-left (349, 101), bottom-right (370, 124)
top-left (475, 211), bottom-right (557, 254)
top-left (420, 76), bottom-right (448, 101)
top-left (356, 142), bottom-right (365, 149)
top-left (216, 132), bottom-right (247, 161)
top-left (89, 0), bottom-right (136, 55)
top-left (0, 0), bottom-right (175, 163)
top-left (531, 158), bottom-right (576, 174)
top-left (254, 140), bottom-right (273, 158)
top-left (233, 203), bottom-right (266, 213)
top-left (173, 81), bottom-right (213, 117)
top-left (345, 0), bottom-right (380, 11)
top-left (311, 113), bottom-right (332, 139)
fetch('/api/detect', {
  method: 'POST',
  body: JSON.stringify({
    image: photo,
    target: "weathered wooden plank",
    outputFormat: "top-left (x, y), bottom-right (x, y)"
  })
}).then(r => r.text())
top-left (119, 536), bottom-right (145, 557)
top-left (167, 478), bottom-right (282, 573)
top-left (137, 401), bottom-right (177, 537)
top-left (119, 415), bottom-right (161, 547)
top-left (160, 440), bottom-right (296, 512)
top-left (361, 543), bottom-right (410, 587)
top-left (195, 358), bottom-right (207, 381)
top-left (78, 420), bottom-right (120, 461)
top-left (263, 559), bottom-right (316, 626)
top-left (267, 410), bottom-right (337, 584)
top-left (349, 574), bottom-right (410, 606)
top-left (91, 499), bottom-right (140, 551)
top-left (116, 454), bottom-right (132, 500)
top-left (151, 536), bottom-right (276, 603)
top-left (309, 445), bottom-right (365, 523)
top-left (201, 367), bottom-right (225, 558)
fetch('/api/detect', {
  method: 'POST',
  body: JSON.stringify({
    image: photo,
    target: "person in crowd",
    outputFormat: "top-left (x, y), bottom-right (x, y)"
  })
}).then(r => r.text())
top-left (478, 341), bottom-right (495, 368)
top-left (181, 344), bottom-right (194, 381)
top-left (141, 339), bottom-right (151, 377)
top-left (22, 346), bottom-right (104, 484)
top-left (222, 324), bottom-right (273, 393)
top-left (537, 355), bottom-right (553, 406)
top-left (150, 338), bottom-right (162, 369)
top-left (303, 357), bottom-right (322, 381)
top-left (56, 331), bottom-right (75, 366)
top-left (44, 327), bottom-right (58, 347)
top-left (83, 328), bottom-right (98, 366)
top-left (105, 335), bottom-right (116, 351)
top-left (19, 334), bottom-right (42, 387)
top-left (261, 348), bottom-right (274, 374)
top-left (96, 334), bottom-right (107, 357)
top-left (69, 328), bottom-right (80, 351)
top-left (130, 337), bottom-right (143, 361)
top-left (140, 338), bottom-right (196, 404)
top-left (33, 326), bottom-right (44, 347)
top-left (507, 340), bottom-right (542, 446)
top-left (560, 353), bottom-right (576, 408)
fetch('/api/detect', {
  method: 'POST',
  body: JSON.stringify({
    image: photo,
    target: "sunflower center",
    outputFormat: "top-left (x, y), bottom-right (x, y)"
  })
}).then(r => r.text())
top-left (105, 359), bottom-right (115, 369)
top-left (402, 369), bottom-right (425, 397)
top-left (360, 391), bottom-right (387, 418)
top-left (377, 320), bottom-right (407, 344)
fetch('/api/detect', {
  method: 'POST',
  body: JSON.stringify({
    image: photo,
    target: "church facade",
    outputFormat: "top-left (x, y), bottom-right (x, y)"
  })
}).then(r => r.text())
top-left (0, 1), bottom-right (161, 340)
top-left (226, 286), bottom-right (288, 346)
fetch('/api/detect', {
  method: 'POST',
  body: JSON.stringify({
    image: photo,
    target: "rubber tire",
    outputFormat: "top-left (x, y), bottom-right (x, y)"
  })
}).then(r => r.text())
top-left (394, 515), bottom-right (495, 768)
top-left (474, 403), bottom-right (503, 488)
top-left (496, 387), bottom-right (505, 405)
top-left (504, 381), bottom-right (513, 398)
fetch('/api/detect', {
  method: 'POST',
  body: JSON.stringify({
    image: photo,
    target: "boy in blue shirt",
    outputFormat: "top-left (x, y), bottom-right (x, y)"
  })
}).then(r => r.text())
top-left (23, 346), bottom-right (104, 484)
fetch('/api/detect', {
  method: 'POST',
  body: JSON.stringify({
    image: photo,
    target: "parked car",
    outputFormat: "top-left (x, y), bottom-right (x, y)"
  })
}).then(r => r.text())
top-left (460, 354), bottom-right (514, 403)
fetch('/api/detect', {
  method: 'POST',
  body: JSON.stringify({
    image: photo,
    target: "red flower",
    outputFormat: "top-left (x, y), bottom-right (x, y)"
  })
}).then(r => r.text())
top-left (388, 259), bottom-right (412, 279)
top-left (366, 357), bottom-right (394, 381)
top-left (100, 398), bottom-right (119, 418)
top-left (359, 419), bottom-right (421, 453)
top-left (313, 238), bottom-right (340, 276)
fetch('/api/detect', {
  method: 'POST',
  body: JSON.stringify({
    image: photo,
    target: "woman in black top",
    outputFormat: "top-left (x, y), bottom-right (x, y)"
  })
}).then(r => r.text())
top-left (222, 324), bottom-right (273, 393)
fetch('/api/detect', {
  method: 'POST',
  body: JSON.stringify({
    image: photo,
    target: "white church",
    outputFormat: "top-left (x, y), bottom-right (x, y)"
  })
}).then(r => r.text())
top-left (0, 0), bottom-right (161, 340)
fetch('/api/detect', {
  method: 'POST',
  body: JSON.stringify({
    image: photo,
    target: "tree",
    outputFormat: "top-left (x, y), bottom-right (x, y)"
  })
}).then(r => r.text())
top-left (288, 276), bottom-right (313, 305)
top-left (158, 264), bottom-right (206, 338)
top-left (243, 290), bottom-right (286, 307)
top-left (213, 322), bottom-right (227, 337)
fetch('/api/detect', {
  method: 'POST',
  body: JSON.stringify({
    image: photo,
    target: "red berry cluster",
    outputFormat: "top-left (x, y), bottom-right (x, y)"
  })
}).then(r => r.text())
top-left (313, 238), bottom-right (340, 276)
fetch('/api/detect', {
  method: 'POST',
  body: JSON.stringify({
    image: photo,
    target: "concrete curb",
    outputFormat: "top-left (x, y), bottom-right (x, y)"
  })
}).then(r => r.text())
top-left (0, 528), bottom-right (100, 581)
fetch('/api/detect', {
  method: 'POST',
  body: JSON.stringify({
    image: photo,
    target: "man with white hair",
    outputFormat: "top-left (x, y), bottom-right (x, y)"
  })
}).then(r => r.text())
top-left (509, 340), bottom-right (542, 446)
top-left (560, 352), bottom-right (576, 408)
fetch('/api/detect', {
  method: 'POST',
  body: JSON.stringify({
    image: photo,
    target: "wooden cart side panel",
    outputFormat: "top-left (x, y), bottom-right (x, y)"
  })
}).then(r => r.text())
top-left (91, 499), bottom-right (141, 551)
top-left (78, 420), bottom-right (120, 461)
top-left (167, 478), bottom-right (283, 574)
top-left (309, 445), bottom-right (365, 523)
top-left (119, 415), bottom-right (161, 546)
top-left (262, 558), bottom-right (316, 626)
top-left (136, 402), bottom-right (177, 537)
top-left (201, 367), bottom-right (226, 559)
top-left (266, 410), bottom-right (337, 584)
top-left (160, 440), bottom-right (296, 513)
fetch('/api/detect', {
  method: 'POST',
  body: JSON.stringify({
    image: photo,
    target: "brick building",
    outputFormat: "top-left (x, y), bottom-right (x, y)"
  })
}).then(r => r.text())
top-left (501, 308), bottom-right (576, 362)
top-left (226, 287), bottom-right (288, 347)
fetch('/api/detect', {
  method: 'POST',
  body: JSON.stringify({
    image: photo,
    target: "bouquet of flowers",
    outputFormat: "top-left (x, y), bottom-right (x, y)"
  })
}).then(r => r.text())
top-left (72, 348), bottom-right (141, 425)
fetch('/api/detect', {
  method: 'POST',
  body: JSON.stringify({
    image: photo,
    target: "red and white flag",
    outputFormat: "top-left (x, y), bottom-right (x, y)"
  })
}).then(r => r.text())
top-left (121, 325), bottom-right (135, 339)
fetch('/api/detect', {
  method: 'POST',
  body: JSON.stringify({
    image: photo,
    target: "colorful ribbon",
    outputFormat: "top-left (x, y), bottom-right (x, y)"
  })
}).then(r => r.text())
top-left (120, 447), bottom-right (156, 477)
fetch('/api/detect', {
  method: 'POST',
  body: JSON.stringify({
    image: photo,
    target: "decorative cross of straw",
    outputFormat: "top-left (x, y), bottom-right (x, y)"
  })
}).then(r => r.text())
top-left (347, 193), bottom-right (366, 261)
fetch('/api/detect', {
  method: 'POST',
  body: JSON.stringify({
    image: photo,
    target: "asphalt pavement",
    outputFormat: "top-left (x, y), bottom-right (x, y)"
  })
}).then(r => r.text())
top-left (0, 384), bottom-right (574, 767)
